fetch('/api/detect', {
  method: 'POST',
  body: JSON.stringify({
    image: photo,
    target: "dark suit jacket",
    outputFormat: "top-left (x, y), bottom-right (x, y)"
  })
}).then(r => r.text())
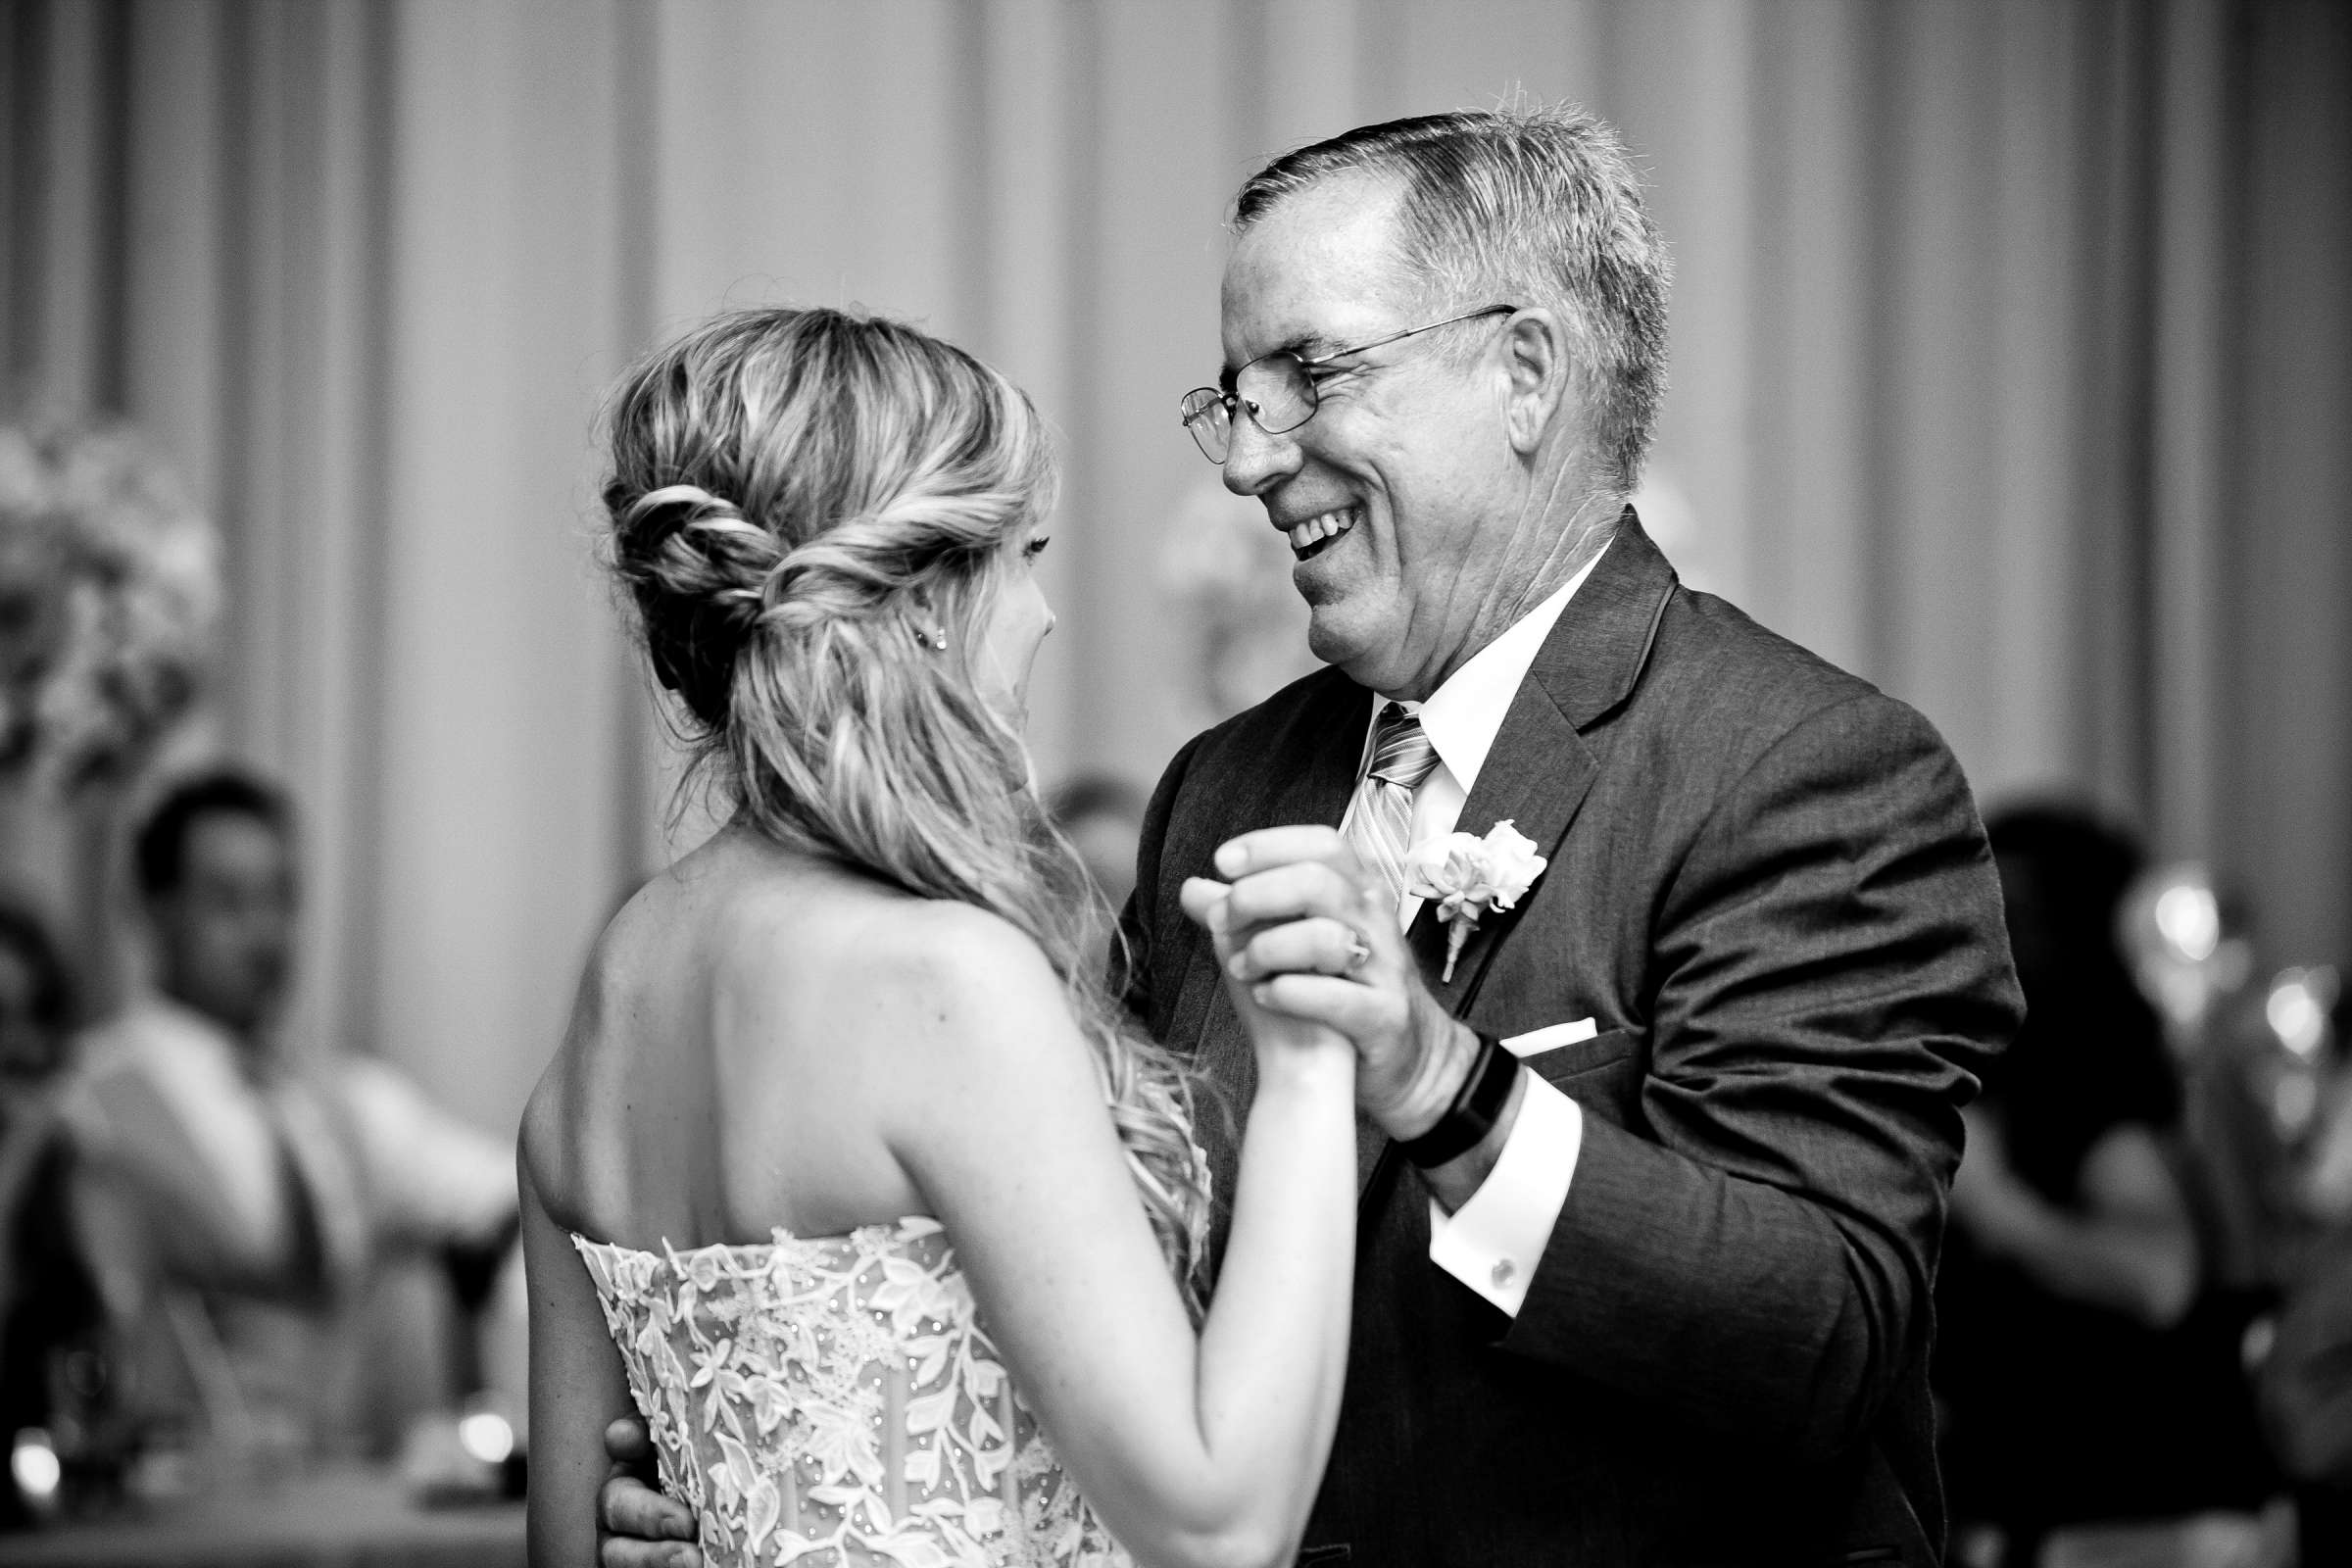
top-left (1122, 514), bottom-right (2022, 1566)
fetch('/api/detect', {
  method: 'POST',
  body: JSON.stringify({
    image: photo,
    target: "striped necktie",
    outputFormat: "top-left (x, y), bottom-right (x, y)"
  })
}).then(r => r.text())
top-left (1345, 703), bottom-right (1443, 912)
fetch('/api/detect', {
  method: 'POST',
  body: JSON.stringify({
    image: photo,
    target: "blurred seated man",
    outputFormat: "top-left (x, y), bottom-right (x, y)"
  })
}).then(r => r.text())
top-left (61, 771), bottom-right (516, 1460)
top-left (1936, 804), bottom-right (2274, 1564)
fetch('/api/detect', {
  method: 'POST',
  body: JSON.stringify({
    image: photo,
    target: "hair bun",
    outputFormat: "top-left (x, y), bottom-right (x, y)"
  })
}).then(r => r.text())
top-left (618, 482), bottom-right (781, 724)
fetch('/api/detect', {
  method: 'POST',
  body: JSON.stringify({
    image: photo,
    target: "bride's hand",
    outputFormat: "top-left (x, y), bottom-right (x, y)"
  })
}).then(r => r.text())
top-left (1180, 875), bottom-right (1354, 1070)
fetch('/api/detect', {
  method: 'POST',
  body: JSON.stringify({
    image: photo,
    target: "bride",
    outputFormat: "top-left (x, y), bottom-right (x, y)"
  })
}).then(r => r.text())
top-left (520, 307), bottom-right (1358, 1568)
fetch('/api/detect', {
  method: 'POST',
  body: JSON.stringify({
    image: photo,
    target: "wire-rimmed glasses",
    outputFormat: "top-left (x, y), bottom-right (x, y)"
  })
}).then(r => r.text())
top-left (1177, 305), bottom-right (1515, 463)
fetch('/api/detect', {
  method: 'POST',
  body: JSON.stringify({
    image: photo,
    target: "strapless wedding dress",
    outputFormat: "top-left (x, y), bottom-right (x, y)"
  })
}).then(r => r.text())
top-left (572, 1217), bottom-right (1133, 1567)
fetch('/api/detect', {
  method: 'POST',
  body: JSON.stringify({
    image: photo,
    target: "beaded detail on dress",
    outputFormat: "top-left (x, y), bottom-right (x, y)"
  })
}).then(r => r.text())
top-left (572, 1218), bottom-right (1130, 1567)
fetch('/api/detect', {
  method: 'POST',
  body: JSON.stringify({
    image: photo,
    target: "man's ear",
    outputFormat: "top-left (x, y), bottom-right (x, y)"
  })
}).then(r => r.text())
top-left (1497, 309), bottom-right (1573, 457)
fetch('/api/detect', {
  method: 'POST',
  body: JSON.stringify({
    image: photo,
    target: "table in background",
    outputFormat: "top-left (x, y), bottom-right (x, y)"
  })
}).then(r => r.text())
top-left (0, 1466), bottom-right (523, 1568)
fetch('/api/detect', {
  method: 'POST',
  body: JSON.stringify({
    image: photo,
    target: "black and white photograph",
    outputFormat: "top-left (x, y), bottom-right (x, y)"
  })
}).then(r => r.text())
top-left (2, 3), bottom-right (2350, 1566)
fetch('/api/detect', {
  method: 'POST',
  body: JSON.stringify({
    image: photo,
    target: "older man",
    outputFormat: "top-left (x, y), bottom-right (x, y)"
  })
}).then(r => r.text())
top-left (603, 105), bottom-right (2020, 1566)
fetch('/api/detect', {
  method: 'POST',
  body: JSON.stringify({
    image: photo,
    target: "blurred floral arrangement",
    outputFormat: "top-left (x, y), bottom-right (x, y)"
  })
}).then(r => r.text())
top-left (0, 418), bottom-right (221, 797)
top-left (1156, 476), bottom-right (1320, 724)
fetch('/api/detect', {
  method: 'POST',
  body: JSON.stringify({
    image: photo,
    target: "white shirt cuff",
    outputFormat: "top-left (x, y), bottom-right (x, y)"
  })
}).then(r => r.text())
top-left (1427, 1069), bottom-right (1583, 1316)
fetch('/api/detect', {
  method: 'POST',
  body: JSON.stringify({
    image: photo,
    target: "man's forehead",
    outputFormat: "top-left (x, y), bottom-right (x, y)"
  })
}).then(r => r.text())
top-left (1218, 175), bottom-right (1411, 367)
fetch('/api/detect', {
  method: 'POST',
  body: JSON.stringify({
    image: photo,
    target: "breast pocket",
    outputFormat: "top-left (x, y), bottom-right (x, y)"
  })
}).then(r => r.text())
top-left (1516, 1025), bottom-right (1643, 1131)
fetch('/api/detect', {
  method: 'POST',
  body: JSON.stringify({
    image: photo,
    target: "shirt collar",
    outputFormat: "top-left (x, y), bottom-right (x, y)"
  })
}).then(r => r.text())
top-left (1374, 542), bottom-right (1609, 793)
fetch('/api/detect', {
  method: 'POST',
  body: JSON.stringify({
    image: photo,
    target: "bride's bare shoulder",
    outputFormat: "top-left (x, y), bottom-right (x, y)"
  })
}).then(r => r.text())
top-left (519, 901), bottom-right (652, 1226)
top-left (519, 842), bottom-right (781, 1214)
top-left (723, 876), bottom-right (1065, 1027)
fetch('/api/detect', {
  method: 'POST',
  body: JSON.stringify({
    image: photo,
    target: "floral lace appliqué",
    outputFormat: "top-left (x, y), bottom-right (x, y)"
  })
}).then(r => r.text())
top-left (572, 1219), bottom-right (1130, 1567)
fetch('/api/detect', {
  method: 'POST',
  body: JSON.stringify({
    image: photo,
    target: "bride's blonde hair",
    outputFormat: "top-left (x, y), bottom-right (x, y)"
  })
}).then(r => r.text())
top-left (603, 307), bottom-right (1208, 1306)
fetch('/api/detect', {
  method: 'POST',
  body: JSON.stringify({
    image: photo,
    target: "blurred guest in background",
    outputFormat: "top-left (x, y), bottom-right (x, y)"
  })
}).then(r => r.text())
top-left (60, 770), bottom-right (516, 1463)
top-left (1154, 475), bottom-right (1321, 733)
top-left (2242, 981), bottom-right (2352, 1563)
top-left (2264, 1211), bottom-right (2352, 1564)
top-left (0, 897), bottom-right (100, 1522)
top-left (1045, 773), bottom-right (1149, 913)
top-left (1936, 803), bottom-right (2274, 1563)
top-left (1045, 775), bottom-right (1150, 980)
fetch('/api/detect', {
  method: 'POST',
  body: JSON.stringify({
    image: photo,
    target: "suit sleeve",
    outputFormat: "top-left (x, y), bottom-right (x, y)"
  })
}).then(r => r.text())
top-left (1499, 693), bottom-right (2021, 1461)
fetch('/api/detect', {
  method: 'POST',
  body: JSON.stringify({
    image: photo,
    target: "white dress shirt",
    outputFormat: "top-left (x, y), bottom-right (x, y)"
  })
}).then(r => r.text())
top-left (62, 997), bottom-right (521, 1452)
top-left (64, 997), bottom-right (517, 1285)
top-left (1338, 546), bottom-right (1605, 1315)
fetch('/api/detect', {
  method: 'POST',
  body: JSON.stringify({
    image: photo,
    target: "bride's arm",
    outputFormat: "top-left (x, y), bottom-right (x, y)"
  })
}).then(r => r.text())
top-left (518, 1141), bottom-right (679, 1568)
top-left (875, 899), bottom-right (1356, 1568)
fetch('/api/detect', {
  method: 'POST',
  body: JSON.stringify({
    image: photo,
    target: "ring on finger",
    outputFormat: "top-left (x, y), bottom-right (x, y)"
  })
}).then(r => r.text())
top-left (1343, 929), bottom-right (1373, 972)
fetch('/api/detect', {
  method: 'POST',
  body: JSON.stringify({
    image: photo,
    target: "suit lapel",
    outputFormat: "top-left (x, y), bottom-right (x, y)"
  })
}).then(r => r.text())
top-left (1411, 514), bottom-right (1679, 1019)
top-left (1185, 512), bottom-right (1680, 1207)
top-left (1407, 687), bottom-right (1596, 1011)
top-left (1383, 516), bottom-right (1676, 1191)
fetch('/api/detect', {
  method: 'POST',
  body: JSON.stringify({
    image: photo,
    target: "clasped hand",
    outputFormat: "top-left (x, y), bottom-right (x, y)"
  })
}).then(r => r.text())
top-left (1177, 825), bottom-right (1476, 1141)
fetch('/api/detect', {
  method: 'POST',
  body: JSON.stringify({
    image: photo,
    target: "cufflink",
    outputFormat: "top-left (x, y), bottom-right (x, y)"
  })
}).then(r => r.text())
top-left (1491, 1258), bottom-right (1517, 1291)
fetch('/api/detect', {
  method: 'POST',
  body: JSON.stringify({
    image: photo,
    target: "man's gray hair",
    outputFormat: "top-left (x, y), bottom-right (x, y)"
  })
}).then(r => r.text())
top-left (1234, 103), bottom-right (1672, 494)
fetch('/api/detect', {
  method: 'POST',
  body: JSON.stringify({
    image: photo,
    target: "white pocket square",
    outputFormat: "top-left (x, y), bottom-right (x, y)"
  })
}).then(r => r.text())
top-left (1501, 1017), bottom-right (1596, 1056)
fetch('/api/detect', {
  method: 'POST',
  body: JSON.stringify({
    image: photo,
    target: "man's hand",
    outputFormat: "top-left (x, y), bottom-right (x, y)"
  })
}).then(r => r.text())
top-left (1206, 825), bottom-right (1482, 1141)
top-left (1179, 873), bottom-right (1352, 1062)
top-left (597, 1416), bottom-right (700, 1568)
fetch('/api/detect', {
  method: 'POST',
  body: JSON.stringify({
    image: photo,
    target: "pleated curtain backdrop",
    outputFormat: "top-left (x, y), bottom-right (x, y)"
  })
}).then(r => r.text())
top-left (2, 0), bottom-right (2346, 1141)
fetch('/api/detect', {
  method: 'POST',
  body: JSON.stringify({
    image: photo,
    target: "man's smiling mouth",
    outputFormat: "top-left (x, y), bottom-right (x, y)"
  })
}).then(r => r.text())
top-left (1287, 506), bottom-right (1359, 561)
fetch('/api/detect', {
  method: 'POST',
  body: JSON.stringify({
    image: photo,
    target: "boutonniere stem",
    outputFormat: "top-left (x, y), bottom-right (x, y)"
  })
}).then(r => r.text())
top-left (1406, 819), bottom-right (1548, 982)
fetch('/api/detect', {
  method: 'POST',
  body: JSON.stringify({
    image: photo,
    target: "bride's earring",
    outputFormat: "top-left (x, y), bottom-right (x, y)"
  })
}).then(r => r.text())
top-left (913, 625), bottom-right (947, 651)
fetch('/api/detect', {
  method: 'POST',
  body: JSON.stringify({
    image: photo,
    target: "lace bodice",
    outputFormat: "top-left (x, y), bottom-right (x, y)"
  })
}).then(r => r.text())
top-left (572, 1218), bottom-right (1132, 1567)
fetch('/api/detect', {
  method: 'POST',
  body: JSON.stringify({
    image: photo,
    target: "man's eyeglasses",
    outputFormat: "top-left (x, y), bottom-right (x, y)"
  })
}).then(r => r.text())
top-left (1178, 305), bottom-right (1515, 464)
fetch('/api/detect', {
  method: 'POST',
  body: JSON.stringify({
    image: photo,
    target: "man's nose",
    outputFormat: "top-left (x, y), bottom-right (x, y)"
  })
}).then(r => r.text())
top-left (1219, 405), bottom-right (1300, 498)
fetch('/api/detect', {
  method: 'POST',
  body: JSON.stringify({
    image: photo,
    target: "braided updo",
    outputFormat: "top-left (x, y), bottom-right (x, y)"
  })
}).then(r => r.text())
top-left (603, 307), bottom-right (1208, 1306)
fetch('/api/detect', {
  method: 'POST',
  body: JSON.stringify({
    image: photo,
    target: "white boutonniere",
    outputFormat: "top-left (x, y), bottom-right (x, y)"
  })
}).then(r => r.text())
top-left (1405, 819), bottom-right (1548, 982)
